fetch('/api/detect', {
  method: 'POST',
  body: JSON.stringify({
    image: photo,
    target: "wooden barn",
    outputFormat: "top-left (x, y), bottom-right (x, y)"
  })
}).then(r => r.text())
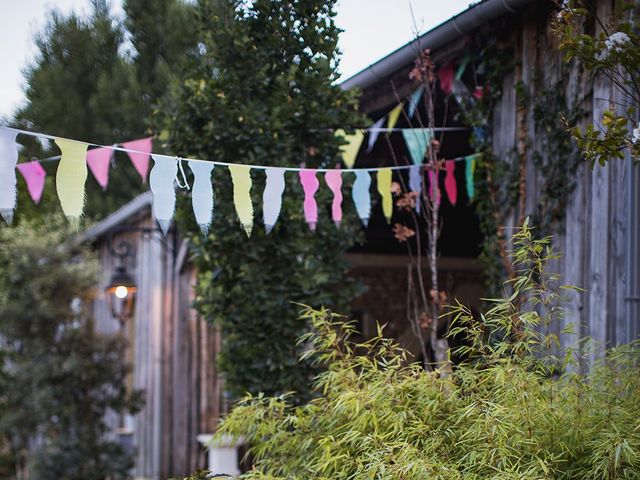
top-left (82, 192), bottom-right (226, 479)
top-left (80, 0), bottom-right (639, 478)
top-left (343, 0), bottom-right (640, 354)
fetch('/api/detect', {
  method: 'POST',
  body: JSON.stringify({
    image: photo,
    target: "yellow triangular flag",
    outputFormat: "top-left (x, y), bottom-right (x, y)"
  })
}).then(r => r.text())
top-left (377, 168), bottom-right (392, 223)
top-left (55, 138), bottom-right (89, 226)
top-left (228, 164), bottom-right (253, 237)
top-left (336, 129), bottom-right (364, 169)
top-left (387, 103), bottom-right (404, 130)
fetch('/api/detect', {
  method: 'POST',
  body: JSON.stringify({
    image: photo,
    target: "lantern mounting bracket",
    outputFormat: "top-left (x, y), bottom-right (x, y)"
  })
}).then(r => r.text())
top-left (105, 224), bottom-right (174, 262)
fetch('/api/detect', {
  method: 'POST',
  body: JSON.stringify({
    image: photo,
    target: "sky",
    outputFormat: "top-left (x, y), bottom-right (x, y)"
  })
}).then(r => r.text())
top-left (0, 0), bottom-right (474, 119)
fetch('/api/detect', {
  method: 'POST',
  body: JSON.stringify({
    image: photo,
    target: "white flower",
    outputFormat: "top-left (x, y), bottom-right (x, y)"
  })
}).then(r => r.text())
top-left (605, 32), bottom-right (631, 52)
top-left (632, 126), bottom-right (640, 144)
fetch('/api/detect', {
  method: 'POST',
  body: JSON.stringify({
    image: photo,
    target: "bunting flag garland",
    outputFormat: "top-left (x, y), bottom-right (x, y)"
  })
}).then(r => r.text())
top-left (0, 129), bottom-right (19, 224)
top-left (123, 137), bottom-right (153, 183)
top-left (387, 103), bottom-right (404, 130)
top-left (299, 169), bottom-right (320, 231)
top-left (263, 167), bottom-right (286, 234)
top-left (0, 126), bottom-right (485, 237)
top-left (407, 87), bottom-right (424, 118)
top-left (149, 154), bottom-right (178, 235)
top-left (55, 139), bottom-right (89, 224)
top-left (402, 128), bottom-right (432, 165)
top-left (16, 161), bottom-right (46, 204)
top-left (409, 164), bottom-right (423, 213)
top-left (444, 160), bottom-right (457, 206)
top-left (377, 169), bottom-right (392, 223)
top-left (324, 168), bottom-right (343, 226)
top-left (429, 169), bottom-right (441, 207)
top-left (189, 161), bottom-right (215, 235)
top-left (367, 117), bottom-right (385, 152)
top-left (86, 147), bottom-right (113, 190)
top-left (337, 129), bottom-right (364, 168)
top-left (228, 164), bottom-right (254, 237)
top-left (352, 170), bottom-right (371, 226)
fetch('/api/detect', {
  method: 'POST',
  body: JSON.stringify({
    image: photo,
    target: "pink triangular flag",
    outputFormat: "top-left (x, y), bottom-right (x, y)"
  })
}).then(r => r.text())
top-left (444, 160), bottom-right (457, 206)
top-left (16, 161), bottom-right (46, 204)
top-left (122, 137), bottom-right (152, 183)
top-left (299, 169), bottom-right (320, 231)
top-left (86, 147), bottom-right (113, 190)
top-left (438, 62), bottom-right (455, 96)
top-left (324, 166), bottom-right (343, 227)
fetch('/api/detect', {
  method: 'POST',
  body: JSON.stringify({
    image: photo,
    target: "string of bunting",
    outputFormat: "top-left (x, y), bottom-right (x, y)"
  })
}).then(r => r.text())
top-left (0, 124), bottom-right (480, 236)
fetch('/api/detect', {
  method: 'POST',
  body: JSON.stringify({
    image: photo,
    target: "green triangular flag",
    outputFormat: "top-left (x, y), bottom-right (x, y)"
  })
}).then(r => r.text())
top-left (402, 128), bottom-right (432, 165)
top-left (465, 154), bottom-right (478, 200)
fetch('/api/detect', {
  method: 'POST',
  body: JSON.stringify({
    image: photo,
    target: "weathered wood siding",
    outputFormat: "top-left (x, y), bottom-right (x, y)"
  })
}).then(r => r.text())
top-left (491, 1), bottom-right (639, 351)
top-left (92, 205), bottom-right (221, 480)
top-left (356, 0), bottom-right (639, 353)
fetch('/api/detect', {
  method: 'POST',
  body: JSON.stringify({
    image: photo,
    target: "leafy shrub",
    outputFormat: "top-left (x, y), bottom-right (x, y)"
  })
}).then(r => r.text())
top-left (0, 219), bottom-right (142, 479)
top-left (203, 222), bottom-right (640, 479)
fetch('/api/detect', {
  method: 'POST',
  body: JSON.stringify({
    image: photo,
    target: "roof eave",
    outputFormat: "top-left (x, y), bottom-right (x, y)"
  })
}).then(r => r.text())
top-left (340, 0), bottom-right (535, 91)
top-left (78, 191), bottom-right (154, 243)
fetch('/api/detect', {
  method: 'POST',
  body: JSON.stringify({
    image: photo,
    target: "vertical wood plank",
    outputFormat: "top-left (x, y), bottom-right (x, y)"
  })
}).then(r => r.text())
top-left (586, 0), bottom-right (613, 361)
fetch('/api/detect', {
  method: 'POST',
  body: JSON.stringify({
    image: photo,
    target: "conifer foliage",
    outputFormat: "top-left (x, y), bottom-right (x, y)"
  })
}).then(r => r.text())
top-left (12, 0), bottom-right (198, 221)
top-left (0, 220), bottom-right (142, 479)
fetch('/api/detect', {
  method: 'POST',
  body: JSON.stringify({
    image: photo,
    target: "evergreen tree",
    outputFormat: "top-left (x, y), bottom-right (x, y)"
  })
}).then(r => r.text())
top-left (13, 1), bottom-right (146, 221)
top-left (160, 0), bottom-right (364, 399)
top-left (12, 0), bottom-right (198, 221)
top-left (0, 219), bottom-right (142, 479)
top-left (124, 0), bottom-right (198, 110)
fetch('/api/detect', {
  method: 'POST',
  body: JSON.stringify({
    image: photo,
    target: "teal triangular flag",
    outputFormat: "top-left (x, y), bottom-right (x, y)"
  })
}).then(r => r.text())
top-left (465, 154), bottom-right (478, 200)
top-left (407, 87), bottom-right (423, 118)
top-left (402, 128), bottom-right (432, 165)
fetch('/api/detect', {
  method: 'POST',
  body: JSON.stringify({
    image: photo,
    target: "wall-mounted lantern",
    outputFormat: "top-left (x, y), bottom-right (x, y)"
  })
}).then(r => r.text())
top-left (105, 225), bottom-right (172, 327)
top-left (106, 265), bottom-right (137, 326)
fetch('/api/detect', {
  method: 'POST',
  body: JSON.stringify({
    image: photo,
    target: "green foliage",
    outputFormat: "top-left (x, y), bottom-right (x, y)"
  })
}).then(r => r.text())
top-left (554, 0), bottom-right (640, 166)
top-left (460, 39), bottom-right (586, 293)
top-left (124, 0), bottom-right (198, 112)
top-left (206, 223), bottom-right (640, 479)
top-left (177, 471), bottom-right (232, 480)
top-left (159, 0), bottom-right (364, 400)
top-left (11, 0), bottom-right (198, 221)
top-left (0, 219), bottom-right (142, 479)
top-left (13, 2), bottom-right (145, 221)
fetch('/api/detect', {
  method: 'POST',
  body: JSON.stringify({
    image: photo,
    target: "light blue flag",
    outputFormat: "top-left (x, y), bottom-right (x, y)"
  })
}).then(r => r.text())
top-left (263, 167), bottom-right (286, 234)
top-left (402, 128), bottom-right (432, 165)
top-left (366, 117), bottom-right (385, 152)
top-left (0, 128), bottom-right (19, 224)
top-left (407, 87), bottom-right (423, 118)
top-left (150, 154), bottom-right (178, 235)
top-left (409, 164), bottom-right (423, 214)
top-left (352, 170), bottom-right (371, 227)
top-left (189, 161), bottom-right (215, 235)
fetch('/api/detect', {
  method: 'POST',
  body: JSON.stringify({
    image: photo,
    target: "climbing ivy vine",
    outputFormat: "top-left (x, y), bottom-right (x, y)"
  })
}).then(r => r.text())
top-left (458, 42), bottom-right (519, 294)
top-left (531, 74), bottom-right (586, 237)
top-left (459, 39), bottom-right (585, 293)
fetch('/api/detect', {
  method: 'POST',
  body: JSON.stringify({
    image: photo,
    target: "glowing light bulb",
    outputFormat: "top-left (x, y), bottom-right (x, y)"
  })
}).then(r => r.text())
top-left (115, 286), bottom-right (129, 299)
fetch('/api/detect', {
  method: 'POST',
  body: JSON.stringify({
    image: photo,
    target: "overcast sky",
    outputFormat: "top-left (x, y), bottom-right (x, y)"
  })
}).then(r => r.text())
top-left (0, 0), bottom-right (474, 119)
